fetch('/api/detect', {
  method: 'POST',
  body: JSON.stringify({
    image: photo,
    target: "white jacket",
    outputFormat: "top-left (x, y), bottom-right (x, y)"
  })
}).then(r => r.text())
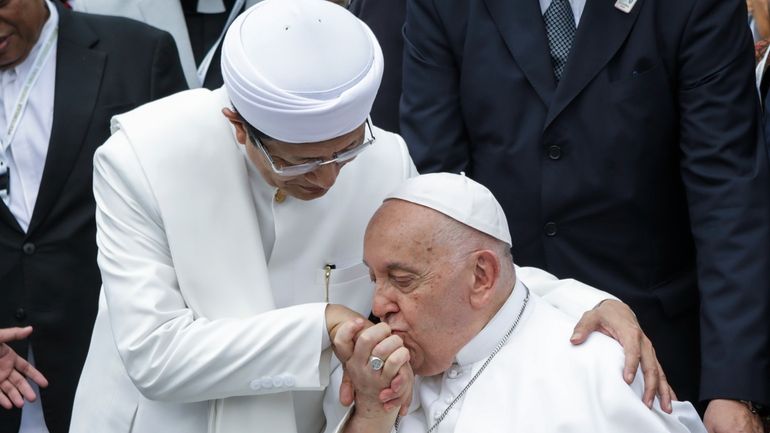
top-left (70, 87), bottom-right (416, 433)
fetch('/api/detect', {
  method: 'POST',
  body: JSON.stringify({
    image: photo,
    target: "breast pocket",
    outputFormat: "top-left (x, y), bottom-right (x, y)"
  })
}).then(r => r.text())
top-left (324, 262), bottom-right (374, 317)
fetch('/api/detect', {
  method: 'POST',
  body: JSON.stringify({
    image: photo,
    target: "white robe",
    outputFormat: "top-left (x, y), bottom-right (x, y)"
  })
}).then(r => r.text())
top-left (364, 278), bottom-right (706, 433)
top-left (69, 87), bottom-right (417, 433)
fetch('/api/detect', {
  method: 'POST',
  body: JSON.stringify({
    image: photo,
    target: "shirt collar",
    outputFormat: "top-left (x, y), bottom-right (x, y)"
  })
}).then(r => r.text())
top-left (454, 277), bottom-right (529, 366)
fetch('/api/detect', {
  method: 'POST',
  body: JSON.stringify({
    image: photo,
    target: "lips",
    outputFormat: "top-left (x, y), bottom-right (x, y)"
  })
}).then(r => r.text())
top-left (0, 35), bottom-right (10, 51)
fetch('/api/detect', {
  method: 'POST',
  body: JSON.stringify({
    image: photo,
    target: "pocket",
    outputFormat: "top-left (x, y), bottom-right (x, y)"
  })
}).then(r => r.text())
top-left (649, 270), bottom-right (698, 318)
top-left (325, 262), bottom-right (373, 317)
top-left (609, 63), bottom-right (666, 103)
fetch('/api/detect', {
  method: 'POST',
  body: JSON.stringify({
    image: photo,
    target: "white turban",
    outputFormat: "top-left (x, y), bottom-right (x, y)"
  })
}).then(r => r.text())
top-left (221, 0), bottom-right (383, 143)
top-left (386, 173), bottom-right (513, 247)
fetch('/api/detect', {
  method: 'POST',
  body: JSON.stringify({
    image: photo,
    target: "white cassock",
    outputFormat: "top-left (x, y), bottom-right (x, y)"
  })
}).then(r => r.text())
top-left (333, 267), bottom-right (706, 433)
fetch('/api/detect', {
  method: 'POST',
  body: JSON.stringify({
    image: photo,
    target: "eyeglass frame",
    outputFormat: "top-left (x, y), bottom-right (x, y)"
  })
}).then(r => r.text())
top-left (245, 119), bottom-right (376, 177)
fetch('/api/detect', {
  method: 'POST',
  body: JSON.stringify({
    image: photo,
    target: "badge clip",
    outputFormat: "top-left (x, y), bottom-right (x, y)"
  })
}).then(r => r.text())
top-left (614, 0), bottom-right (637, 13)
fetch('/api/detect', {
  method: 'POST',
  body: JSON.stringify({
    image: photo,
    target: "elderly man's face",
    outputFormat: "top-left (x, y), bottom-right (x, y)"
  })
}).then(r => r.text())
top-left (365, 200), bottom-right (477, 376)
top-left (0, 0), bottom-right (49, 70)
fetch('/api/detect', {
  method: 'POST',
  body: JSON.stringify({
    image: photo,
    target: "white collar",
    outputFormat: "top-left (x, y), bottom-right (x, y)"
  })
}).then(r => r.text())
top-left (454, 278), bottom-right (528, 366)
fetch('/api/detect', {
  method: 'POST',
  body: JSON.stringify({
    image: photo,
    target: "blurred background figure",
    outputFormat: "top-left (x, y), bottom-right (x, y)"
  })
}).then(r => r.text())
top-left (0, 0), bottom-right (186, 432)
top-left (349, 0), bottom-right (406, 133)
top-left (71, 0), bottom-right (260, 89)
top-left (400, 0), bottom-right (770, 431)
top-left (71, 0), bottom-right (351, 90)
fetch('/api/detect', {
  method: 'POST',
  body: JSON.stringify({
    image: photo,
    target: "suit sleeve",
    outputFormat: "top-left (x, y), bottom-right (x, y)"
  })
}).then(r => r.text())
top-left (92, 131), bottom-right (332, 403)
top-left (677, 0), bottom-right (770, 404)
top-left (149, 30), bottom-right (188, 100)
top-left (400, 0), bottom-right (472, 174)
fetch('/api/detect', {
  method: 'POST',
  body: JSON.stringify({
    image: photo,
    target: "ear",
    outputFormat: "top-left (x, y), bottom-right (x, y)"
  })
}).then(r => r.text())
top-left (222, 108), bottom-right (249, 145)
top-left (468, 250), bottom-right (500, 309)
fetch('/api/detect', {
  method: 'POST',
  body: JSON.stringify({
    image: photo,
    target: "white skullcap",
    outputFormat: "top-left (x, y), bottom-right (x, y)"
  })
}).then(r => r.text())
top-left (221, 0), bottom-right (383, 143)
top-left (386, 173), bottom-right (512, 247)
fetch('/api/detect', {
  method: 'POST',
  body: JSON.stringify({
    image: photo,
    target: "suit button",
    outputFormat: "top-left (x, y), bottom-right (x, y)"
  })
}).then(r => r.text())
top-left (547, 145), bottom-right (562, 160)
top-left (22, 243), bottom-right (36, 255)
top-left (544, 222), bottom-right (558, 237)
top-left (15, 308), bottom-right (26, 321)
top-left (261, 377), bottom-right (273, 389)
top-left (283, 375), bottom-right (296, 387)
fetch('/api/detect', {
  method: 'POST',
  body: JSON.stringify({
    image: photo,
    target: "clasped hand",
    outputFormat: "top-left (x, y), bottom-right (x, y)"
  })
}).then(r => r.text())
top-left (333, 320), bottom-right (413, 416)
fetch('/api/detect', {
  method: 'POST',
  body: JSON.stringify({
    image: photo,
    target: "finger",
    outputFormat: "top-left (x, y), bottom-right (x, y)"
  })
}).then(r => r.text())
top-left (0, 327), bottom-right (33, 345)
top-left (619, 328), bottom-right (644, 384)
top-left (670, 387), bottom-right (678, 402)
top-left (371, 334), bottom-right (404, 361)
top-left (655, 361), bottom-right (673, 414)
top-left (380, 347), bottom-right (410, 385)
top-left (339, 369), bottom-right (354, 407)
top-left (0, 391), bottom-right (12, 410)
top-left (334, 319), bottom-right (367, 363)
top-left (638, 339), bottom-right (659, 409)
top-left (14, 357), bottom-right (47, 389)
top-left (396, 362), bottom-right (415, 416)
top-left (8, 370), bottom-right (36, 402)
top-left (351, 323), bottom-right (392, 367)
top-left (570, 310), bottom-right (600, 344)
top-left (379, 348), bottom-right (411, 408)
top-left (0, 380), bottom-right (25, 408)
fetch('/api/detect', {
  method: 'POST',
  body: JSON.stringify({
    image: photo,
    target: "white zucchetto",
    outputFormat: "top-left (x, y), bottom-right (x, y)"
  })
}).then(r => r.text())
top-left (386, 173), bottom-right (513, 247)
top-left (221, 0), bottom-right (383, 143)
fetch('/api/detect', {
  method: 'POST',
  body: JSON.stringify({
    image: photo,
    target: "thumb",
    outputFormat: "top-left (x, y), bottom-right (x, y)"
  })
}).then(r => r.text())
top-left (570, 312), bottom-right (598, 345)
top-left (339, 369), bottom-right (355, 407)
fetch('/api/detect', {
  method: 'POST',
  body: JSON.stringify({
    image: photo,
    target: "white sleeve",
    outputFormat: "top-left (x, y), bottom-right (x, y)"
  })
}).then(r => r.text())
top-left (591, 342), bottom-right (706, 433)
top-left (515, 266), bottom-right (619, 319)
top-left (93, 131), bottom-right (331, 402)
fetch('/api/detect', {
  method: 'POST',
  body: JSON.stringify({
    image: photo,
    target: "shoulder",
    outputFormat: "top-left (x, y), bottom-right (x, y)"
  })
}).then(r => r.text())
top-left (108, 88), bottom-right (233, 162)
top-left (61, 6), bottom-right (174, 46)
top-left (517, 296), bottom-right (626, 371)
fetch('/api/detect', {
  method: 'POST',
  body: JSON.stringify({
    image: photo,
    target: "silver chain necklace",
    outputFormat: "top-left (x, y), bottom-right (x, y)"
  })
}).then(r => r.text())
top-left (394, 286), bottom-right (530, 433)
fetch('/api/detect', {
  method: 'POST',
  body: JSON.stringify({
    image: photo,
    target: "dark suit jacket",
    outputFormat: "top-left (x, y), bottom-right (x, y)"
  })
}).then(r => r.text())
top-left (0, 3), bottom-right (186, 432)
top-left (401, 0), bottom-right (770, 406)
top-left (350, 0), bottom-right (406, 133)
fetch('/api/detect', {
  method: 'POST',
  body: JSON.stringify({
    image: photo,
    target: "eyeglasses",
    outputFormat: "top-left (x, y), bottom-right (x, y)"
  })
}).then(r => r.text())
top-left (247, 120), bottom-right (376, 177)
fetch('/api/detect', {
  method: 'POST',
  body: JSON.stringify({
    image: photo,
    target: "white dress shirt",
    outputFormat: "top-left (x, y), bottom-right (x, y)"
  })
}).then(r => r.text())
top-left (539, 0), bottom-right (585, 26)
top-left (0, 0), bottom-right (58, 233)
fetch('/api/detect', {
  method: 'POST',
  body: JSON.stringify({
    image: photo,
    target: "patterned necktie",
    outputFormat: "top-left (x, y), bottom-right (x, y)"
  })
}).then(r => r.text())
top-left (544, 0), bottom-right (576, 82)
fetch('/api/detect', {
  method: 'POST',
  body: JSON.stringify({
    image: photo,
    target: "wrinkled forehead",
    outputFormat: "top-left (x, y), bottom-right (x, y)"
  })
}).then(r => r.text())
top-left (365, 201), bottom-right (452, 258)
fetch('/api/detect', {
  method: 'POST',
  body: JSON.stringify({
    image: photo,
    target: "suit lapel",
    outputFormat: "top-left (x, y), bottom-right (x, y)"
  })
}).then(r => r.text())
top-left (544, 0), bottom-right (644, 128)
top-left (0, 203), bottom-right (22, 233)
top-left (27, 4), bottom-right (104, 234)
top-left (483, 0), bottom-right (556, 107)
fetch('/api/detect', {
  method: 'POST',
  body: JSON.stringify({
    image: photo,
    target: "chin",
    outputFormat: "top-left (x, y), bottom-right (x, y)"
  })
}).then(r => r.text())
top-left (292, 189), bottom-right (328, 201)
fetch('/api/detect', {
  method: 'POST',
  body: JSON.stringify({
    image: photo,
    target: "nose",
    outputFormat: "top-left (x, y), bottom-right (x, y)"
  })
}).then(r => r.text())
top-left (305, 162), bottom-right (340, 189)
top-left (371, 286), bottom-right (399, 323)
